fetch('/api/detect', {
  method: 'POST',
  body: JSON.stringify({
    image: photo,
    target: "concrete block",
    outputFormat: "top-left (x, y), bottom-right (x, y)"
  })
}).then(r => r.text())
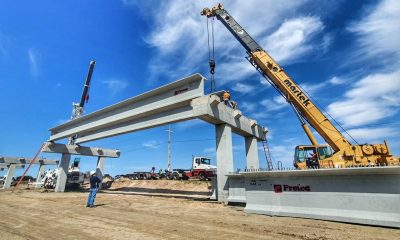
top-left (234, 110), bottom-right (242, 119)
top-left (227, 174), bottom-right (246, 203)
top-left (242, 167), bottom-right (400, 228)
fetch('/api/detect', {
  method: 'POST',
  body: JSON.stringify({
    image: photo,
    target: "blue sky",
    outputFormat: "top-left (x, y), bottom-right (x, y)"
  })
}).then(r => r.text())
top-left (1, 0), bottom-right (399, 177)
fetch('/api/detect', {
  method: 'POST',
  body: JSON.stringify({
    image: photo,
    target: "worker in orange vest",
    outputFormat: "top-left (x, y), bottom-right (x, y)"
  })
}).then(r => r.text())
top-left (223, 90), bottom-right (233, 108)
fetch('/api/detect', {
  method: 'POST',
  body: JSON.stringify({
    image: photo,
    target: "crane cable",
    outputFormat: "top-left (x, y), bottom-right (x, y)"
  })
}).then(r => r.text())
top-left (207, 17), bottom-right (216, 93)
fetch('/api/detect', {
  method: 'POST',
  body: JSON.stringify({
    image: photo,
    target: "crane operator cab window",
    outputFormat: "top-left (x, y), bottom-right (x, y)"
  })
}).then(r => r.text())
top-left (294, 146), bottom-right (333, 168)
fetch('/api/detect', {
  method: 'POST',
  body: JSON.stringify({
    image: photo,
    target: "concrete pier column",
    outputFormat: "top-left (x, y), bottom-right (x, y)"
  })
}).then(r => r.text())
top-left (245, 136), bottom-right (259, 170)
top-left (96, 157), bottom-right (105, 189)
top-left (3, 164), bottom-right (16, 189)
top-left (55, 153), bottom-right (71, 192)
top-left (216, 124), bottom-right (234, 203)
top-left (35, 164), bottom-right (47, 188)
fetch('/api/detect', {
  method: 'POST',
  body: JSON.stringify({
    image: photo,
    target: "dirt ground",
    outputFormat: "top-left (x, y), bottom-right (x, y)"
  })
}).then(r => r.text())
top-left (0, 179), bottom-right (399, 240)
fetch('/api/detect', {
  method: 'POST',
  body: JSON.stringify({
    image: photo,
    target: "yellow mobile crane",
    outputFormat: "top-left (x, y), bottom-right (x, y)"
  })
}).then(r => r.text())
top-left (201, 4), bottom-right (399, 169)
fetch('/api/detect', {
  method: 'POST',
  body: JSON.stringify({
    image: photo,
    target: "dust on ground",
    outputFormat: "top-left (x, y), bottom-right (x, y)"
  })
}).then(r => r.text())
top-left (0, 179), bottom-right (398, 240)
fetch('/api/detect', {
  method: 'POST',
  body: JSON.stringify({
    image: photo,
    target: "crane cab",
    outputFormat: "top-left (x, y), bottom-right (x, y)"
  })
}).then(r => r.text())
top-left (294, 145), bottom-right (333, 169)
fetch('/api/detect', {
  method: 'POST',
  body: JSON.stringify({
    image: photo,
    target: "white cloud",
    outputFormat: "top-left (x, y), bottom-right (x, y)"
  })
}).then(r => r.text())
top-left (102, 79), bottom-right (129, 96)
top-left (239, 101), bottom-right (257, 113)
top-left (260, 95), bottom-right (287, 112)
top-left (28, 48), bottom-right (39, 78)
top-left (231, 82), bottom-right (256, 94)
top-left (347, 127), bottom-right (399, 143)
top-left (264, 16), bottom-right (325, 63)
top-left (142, 140), bottom-right (159, 149)
top-left (133, 0), bottom-right (324, 84)
top-left (203, 147), bottom-right (215, 154)
top-left (175, 119), bottom-right (207, 130)
top-left (327, 71), bottom-right (400, 127)
top-left (328, 76), bottom-right (345, 85)
top-left (266, 144), bottom-right (297, 168)
top-left (347, 0), bottom-right (400, 65)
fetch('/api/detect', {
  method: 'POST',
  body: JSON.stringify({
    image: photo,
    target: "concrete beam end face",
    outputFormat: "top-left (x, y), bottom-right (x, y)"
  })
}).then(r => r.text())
top-left (250, 120), bottom-right (257, 128)
top-left (234, 110), bottom-right (242, 119)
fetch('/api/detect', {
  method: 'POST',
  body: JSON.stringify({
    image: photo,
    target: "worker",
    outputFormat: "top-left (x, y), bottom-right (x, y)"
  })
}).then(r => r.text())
top-left (310, 152), bottom-right (317, 159)
top-left (86, 171), bottom-right (101, 208)
top-left (223, 90), bottom-right (233, 108)
top-left (231, 101), bottom-right (238, 110)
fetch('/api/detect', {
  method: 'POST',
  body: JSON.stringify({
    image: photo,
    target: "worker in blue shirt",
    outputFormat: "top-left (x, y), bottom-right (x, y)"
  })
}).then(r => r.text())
top-left (86, 171), bottom-right (102, 208)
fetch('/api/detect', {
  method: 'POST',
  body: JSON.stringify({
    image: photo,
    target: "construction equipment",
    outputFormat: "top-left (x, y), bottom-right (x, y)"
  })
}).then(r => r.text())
top-left (71, 60), bottom-right (96, 120)
top-left (171, 156), bottom-right (217, 180)
top-left (201, 4), bottom-right (399, 169)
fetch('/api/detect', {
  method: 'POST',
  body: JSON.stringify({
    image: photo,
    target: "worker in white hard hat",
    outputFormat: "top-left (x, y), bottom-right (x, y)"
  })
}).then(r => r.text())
top-left (86, 170), bottom-right (102, 208)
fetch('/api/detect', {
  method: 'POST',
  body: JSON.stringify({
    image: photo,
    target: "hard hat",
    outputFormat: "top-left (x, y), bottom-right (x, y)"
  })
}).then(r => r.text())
top-left (90, 170), bottom-right (96, 175)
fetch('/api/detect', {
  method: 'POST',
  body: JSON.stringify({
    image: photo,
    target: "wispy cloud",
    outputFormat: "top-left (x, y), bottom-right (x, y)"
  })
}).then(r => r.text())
top-left (347, 127), bottom-right (399, 143)
top-left (175, 119), bottom-right (207, 130)
top-left (263, 16), bottom-right (325, 64)
top-left (203, 147), bottom-right (215, 154)
top-left (260, 96), bottom-right (287, 112)
top-left (102, 79), bottom-right (129, 96)
top-left (347, 0), bottom-right (400, 67)
top-left (142, 140), bottom-right (159, 149)
top-left (327, 71), bottom-right (400, 127)
top-left (128, 0), bottom-right (322, 85)
top-left (28, 48), bottom-right (40, 78)
top-left (231, 82), bottom-right (256, 94)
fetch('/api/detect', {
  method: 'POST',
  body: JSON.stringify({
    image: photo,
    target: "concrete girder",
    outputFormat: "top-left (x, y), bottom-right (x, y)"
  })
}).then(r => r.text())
top-left (0, 157), bottom-right (59, 165)
top-left (49, 74), bottom-right (205, 142)
top-left (48, 74), bottom-right (267, 144)
top-left (41, 142), bottom-right (120, 158)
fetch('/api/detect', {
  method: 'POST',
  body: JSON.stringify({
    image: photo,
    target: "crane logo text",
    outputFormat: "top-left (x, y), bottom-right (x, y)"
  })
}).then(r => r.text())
top-left (283, 79), bottom-right (310, 107)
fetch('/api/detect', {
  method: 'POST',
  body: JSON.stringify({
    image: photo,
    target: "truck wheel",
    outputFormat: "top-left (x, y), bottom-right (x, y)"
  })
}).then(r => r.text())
top-left (173, 173), bottom-right (179, 180)
top-left (199, 172), bottom-right (206, 181)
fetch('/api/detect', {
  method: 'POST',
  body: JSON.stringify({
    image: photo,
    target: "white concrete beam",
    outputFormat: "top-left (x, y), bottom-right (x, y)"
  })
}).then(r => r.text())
top-left (42, 142), bottom-right (120, 158)
top-left (0, 157), bottom-right (58, 165)
top-left (47, 74), bottom-right (267, 144)
top-left (49, 74), bottom-right (205, 142)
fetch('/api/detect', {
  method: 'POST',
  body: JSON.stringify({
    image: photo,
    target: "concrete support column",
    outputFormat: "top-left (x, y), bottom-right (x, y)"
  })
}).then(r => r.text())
top-left (55, 153), bottom-right (71, 192)
top-left (35, 164), bottom-right (47, 188)
top-left (245, 137), bottom-right (259, 170)
top-left (3, 164), bottom-right (16, 189)
top-left (216, 124), bottom-right (234, 203)
top-left (96, 157), bottom-right (105, 190)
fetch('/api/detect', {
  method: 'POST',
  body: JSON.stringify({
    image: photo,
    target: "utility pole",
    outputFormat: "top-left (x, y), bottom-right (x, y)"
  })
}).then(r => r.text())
top-left (166, 126), bottom-right (173, 172)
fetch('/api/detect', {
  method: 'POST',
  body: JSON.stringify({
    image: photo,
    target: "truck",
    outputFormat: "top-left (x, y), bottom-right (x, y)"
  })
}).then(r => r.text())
top-left (39, 158), bottom-right (84, 189)
top-left (201, 4), bottom-right (400, 169)
top-left (66, 158), bottom-right (84, 186)
top-left (170, 156), bottom-right (216, 180)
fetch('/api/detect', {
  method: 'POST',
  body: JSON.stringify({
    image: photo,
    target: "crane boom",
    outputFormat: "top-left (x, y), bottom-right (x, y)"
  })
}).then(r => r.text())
top-left (201, 4), bottom-right (350, 152)
top-left (201, 4), bottom-right (399, 168)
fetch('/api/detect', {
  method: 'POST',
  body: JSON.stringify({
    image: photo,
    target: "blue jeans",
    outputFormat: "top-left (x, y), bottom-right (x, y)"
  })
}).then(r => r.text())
top-left (87, 188), bottom-right (98, 207)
